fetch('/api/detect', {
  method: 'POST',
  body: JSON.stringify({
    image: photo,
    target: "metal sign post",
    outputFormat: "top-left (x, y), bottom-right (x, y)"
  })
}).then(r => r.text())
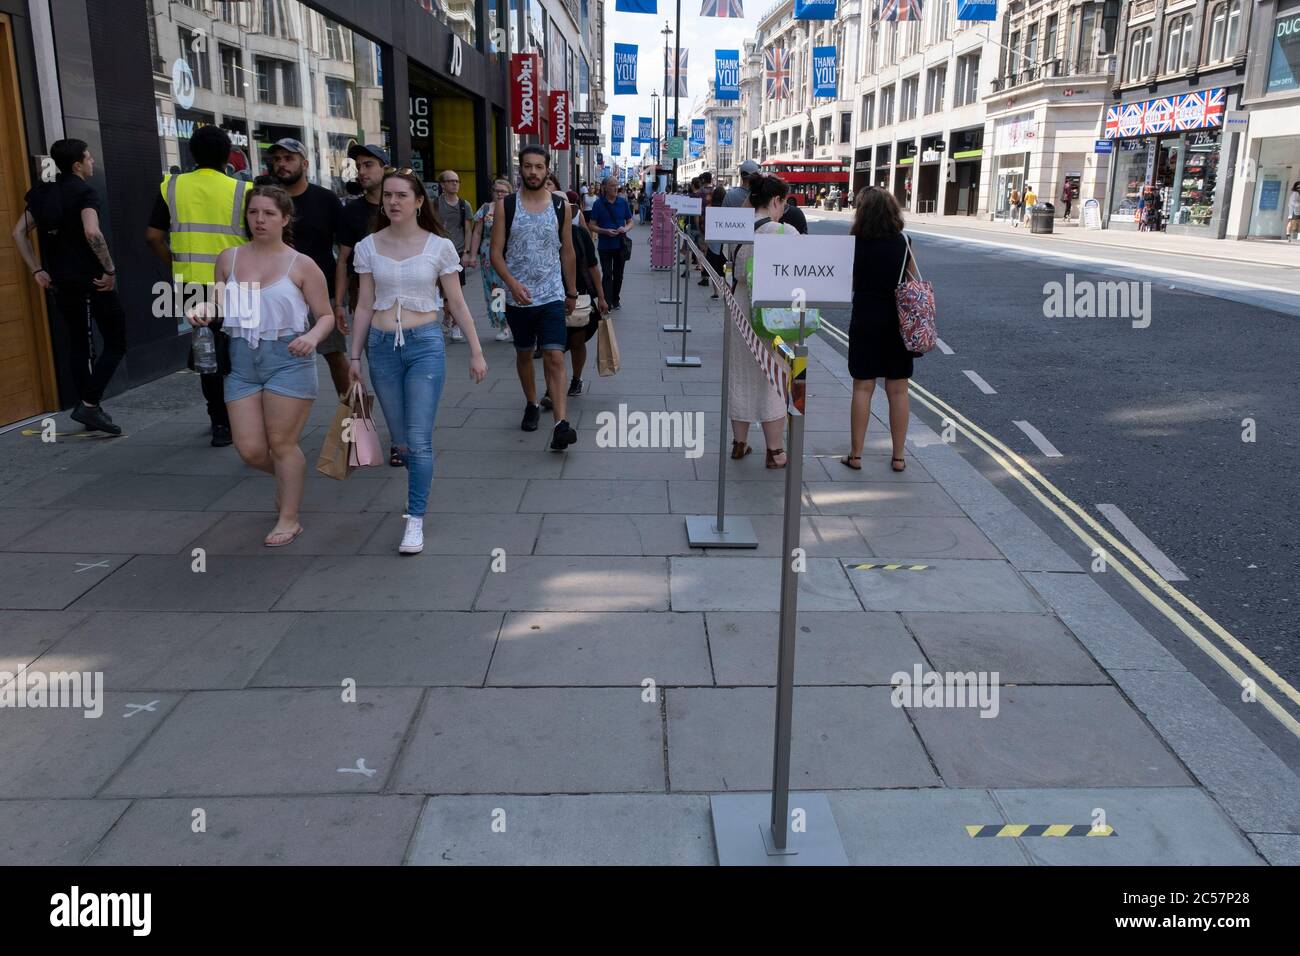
top-left (665, 227), bottom-right (700, 368)
top-left (658, 228), bottom-right (681, 311)
top-left (661, 226), bottom-right (691, 333)
top-left (686, 263), bottom-right (757, 548)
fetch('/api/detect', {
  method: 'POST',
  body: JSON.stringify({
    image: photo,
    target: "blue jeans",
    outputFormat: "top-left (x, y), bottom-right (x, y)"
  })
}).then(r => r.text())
top-left (366, 322), bottom-right (446, 518)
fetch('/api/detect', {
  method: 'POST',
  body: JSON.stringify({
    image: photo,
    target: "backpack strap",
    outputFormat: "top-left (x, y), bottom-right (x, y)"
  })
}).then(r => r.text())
top-left (503, 193), bottom-right (516, 249)
top-left (551, 194), bottom-right (566, 242)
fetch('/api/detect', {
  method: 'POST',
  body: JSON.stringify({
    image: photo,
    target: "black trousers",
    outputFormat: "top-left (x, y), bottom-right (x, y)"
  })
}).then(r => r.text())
top-left (598, 247), bottom-right (626, 307)
top-left (52, 285), bottom-right (126, 406)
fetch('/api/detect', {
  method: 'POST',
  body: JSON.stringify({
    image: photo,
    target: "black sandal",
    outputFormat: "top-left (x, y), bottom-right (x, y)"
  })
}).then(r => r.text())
top-left (389, 445), bottom-right (404, 468)
top-left (891, 457), bottom-right (906, 472)
top-left (766, 448), bottom-right (787, 469)
top-left (840, 454), bottom-right (862, 471)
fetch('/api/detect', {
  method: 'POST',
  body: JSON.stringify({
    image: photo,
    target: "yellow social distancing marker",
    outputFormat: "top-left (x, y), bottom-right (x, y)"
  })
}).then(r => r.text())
top-left (850, 563), bottom-right (932, 572)
top-left (965, 824), bottom-right (1116, 838)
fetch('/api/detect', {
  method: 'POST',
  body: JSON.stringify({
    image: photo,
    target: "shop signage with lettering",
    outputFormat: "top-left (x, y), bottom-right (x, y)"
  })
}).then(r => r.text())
top-left (1104, 88), bottom-right (1226, 138)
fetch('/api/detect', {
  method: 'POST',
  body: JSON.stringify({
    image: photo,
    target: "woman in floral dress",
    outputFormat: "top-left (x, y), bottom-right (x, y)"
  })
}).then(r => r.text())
top-left (469, 177), bottom-right (512, 340)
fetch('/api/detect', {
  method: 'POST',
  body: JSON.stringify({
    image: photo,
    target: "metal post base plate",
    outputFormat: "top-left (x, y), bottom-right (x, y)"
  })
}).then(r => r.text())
top-left (685, 514), bottom-right (758, 548)
top-left (657, 298), bottom-right (680, 305)
top-left (710, 792), bottom-right (848, 866)
top-left (664, 356), bottom-right (702, 368)
top-left (661, 324), bottom-right (693, 333)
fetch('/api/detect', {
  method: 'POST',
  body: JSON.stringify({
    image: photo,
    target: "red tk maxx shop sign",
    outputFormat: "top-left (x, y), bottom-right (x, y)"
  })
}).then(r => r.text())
top-left (550, 91), bottom-right (570, 150)
top-left (511, 53), bottom-right (541, 135)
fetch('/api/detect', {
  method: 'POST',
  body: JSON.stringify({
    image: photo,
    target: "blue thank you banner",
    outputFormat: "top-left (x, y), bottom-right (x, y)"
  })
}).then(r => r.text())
top-left (613, 44), bottom-right (638, 94)
top-left (812, 46), bottom-right (837, 97)
top-left (715, 50), bottom-right (740, 101)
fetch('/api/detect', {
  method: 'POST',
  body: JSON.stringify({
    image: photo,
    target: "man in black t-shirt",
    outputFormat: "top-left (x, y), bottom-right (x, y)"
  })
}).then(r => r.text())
top-left (11, 139), bottom-right (125, 434)
top-left (267, 138), bottom-right (349, 396)
top-left (335, 143), bottom-right (388, 318)
top-left (780, 198), bottom-right (809, 235)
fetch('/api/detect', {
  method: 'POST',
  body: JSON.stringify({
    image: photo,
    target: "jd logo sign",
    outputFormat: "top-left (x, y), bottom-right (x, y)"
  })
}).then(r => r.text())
top-left (171, 58), bottom-right (195, 110)
top-left (450, 35), bottom-right (463, 76)
top-left (751, 235), bottom-right (855, 308)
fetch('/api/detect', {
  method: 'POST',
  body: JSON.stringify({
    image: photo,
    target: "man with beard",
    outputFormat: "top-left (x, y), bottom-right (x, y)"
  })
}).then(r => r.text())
top-left (266, 138), bottom-right (349, 396)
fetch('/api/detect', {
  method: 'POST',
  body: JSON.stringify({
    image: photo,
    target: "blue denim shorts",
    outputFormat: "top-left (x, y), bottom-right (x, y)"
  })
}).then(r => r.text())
top-left (505, 300), bottom-right (568, 352)
top-left (225, 332), bottom-right (319, 402)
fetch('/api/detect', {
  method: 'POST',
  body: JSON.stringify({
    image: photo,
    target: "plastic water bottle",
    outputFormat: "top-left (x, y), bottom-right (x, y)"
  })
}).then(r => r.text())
top-left (192, 326), bottom-right (218, 374)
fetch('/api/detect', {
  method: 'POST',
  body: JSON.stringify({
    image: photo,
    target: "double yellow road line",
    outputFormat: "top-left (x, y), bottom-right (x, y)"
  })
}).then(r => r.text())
top-left (818, 318), bottom-right (1300, 740)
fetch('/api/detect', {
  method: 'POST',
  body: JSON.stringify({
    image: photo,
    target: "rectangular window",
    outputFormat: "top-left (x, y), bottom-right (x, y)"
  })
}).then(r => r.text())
top-left (819, 115), bottom-right (832, 145)
top-left (255, 56), bottom-right (275, 103)
top-left (780, 129), bottom-right (789, 153)
top-left (220, 44), bottom-right (241, 97)
top-left (901, 75), bottom-right (918, 121)
top-left (925, 64), bottom-right (947, 114)
top-left (880, 84), bottom-right (895, 126)
top-left (840, 111), bottom-right (851, 143)
top-left (861, 92), bottom-right (875, 131)
top-left (280, 61), bottom-right (301, 107)
top-left (1045, 15), bottom-right (1059, 65)
top-left (1026, 23), bottom-right (1039, 64)
top-left (326, 76), bottom-right (354, 118)
top-left (325, 20), bottom-right (345, 61)
top-left (955, 53), bottom-right (980, 106)
top-left (178, 26), bottom-right (211, 90)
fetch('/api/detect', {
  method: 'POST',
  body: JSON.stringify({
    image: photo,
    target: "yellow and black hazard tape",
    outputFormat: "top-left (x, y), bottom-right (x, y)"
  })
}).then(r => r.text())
top-left (965, 824), bottom-right (1117, 838)
top-left (850, 563), bottom-right (932, 572)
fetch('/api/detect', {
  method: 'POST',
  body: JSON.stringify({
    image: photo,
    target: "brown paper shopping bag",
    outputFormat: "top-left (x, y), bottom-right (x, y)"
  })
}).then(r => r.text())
top-left (596, 315), bottom-right (621, 377)
top-left (316, 389), bottom-right (374, 480)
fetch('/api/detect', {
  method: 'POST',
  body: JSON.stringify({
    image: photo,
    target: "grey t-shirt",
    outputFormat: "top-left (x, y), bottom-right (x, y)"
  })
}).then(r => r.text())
top-left (434, 195), bottom-right (472, 254)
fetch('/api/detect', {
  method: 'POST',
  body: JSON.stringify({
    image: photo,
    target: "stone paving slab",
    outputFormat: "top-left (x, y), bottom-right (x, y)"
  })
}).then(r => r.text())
top-left (476, 556), bottom-right (669, 612)
top-left (0, 552), bottom-right (132, 610)
top-left (7, 508), bottom-right (225, 555)
top-left (901, 611), bottom-right (1108, 684)
top-left (87, 795), bottom-right (425, 866)
top-left (207, 475), bottom-right (394, 514)
top-left (30, 611), bottom-right (298, 690)
top-left (532, 514), bottom-right (693, 556)
top-left (406, 794), bottom-right (716, 865)
top-left (0, 693), bottom-right (182, 798)
top-left (252, 611), bottom-right (501, 687)
top-left (853, 515), bottom-right (1002, 560)
top-left (0, 472), bottom-right (100, 508)
top-left (274, 555), bottom-right (489, 611)
top-left (393, 688), bottom-right (663, 794)
top-left (670, 556), bottom-right (862, 612)
top-left (72, 554), bottom-right (313, 613)
top-left (990, 788), bottom-right (1263, 865)
top-left (844, 558), bottom-right (1046, 613)
top-left (0, 610), bottom-right (90, 675)
top-left (359, 512), bottom-right (541, 557)
top-left (908, 685), bottom-right (1193, 789)
top-left (560, 451), bottom-right (698, 481)
top-left (191, 511), bottom-right (387, 555)
top-left (666, 686), bottom-right (939, 791)
top-left (48, 474), bottom-right (243, 512)
top-left (806, 481), bottom-right (965, 517)
top-left (0, 799), bottom-right (131, 865)
top-left (828, 789), bottom-right (1027, 866)
top-left (102, 688), bottom-right (423, 797)
top-left (488, 611), bottom-right (712, 686)
top-left (700, 515), bottom-right (871, 558)
top-left (0, 509), bottom-right (61, 549)
top-left (669, 479), bottom-right (817, 515)
top-left (1247, 833), bottom-right (1300, 866)
top-left (519, 478), bottom-right (670, 514)
top-left (430, 451), bottom-right (564, 479)
top-left (707, 611), bottom-right (922, 686)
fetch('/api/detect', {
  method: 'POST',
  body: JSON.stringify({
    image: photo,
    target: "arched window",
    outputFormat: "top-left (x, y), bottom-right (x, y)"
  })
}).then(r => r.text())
top-left (1207, 2), bottom-right (1227, 62)
top-left (1164, 13), bottom-right (1192, 73)
top-left (1127, 26), bottom-right (1152, 82)
top-left (1224, 0), bottom-right (1242, 58)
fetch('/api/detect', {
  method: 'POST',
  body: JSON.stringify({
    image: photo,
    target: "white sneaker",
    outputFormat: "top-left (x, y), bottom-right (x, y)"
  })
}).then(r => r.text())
top-left (399, 514), bottom-right (424, 554)
top-left (450, 326), bottom-right (465, 342)
top-left (494, 329), bottom-right (510, 341)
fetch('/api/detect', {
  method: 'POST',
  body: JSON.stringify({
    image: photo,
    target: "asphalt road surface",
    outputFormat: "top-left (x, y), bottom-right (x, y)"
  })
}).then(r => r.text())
top-left (808, 214), bottom-right (1300, 765)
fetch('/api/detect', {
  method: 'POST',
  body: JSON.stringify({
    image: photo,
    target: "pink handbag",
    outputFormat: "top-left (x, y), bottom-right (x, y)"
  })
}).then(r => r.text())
top-left (895, 234), bottom-right (937, 356)
top-left (347, 383), bottom-right (382, 468)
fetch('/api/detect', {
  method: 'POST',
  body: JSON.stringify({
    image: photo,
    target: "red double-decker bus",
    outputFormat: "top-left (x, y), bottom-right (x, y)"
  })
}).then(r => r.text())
top-left (760, 159), bottom-right (850, 206)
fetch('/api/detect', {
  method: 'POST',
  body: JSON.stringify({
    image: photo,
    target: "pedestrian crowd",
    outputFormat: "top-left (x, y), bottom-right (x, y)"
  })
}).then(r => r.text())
top-left (13, 132), bottom-right (931, 553)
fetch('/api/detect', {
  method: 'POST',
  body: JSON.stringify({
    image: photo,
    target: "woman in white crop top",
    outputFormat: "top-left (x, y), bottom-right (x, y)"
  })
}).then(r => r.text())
top-left (189, 185), bottom-right (335, 548)
top-left (349, 168), bottom-right (488, 555)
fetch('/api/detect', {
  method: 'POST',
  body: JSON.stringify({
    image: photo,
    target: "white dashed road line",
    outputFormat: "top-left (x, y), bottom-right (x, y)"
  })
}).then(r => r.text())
top-left (962, 370), bottom-right (997, 395)
top-left (1097, 504), bottom-right (1190, 582)
top-left (935, 338), bottom-right (954, 355)
top-left (1012, 420), bottom-right (1063, 458)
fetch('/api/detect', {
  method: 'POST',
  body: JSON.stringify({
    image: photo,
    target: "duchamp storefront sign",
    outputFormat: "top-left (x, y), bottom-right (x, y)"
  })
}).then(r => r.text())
top-left (751, 235), bottom-right (855, 308)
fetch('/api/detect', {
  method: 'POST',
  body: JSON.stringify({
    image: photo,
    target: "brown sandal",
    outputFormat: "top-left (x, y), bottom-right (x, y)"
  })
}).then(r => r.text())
top-left (766, 448), bottom-right (787, 469)
top-left (730, 440), bottom-right (752, 460)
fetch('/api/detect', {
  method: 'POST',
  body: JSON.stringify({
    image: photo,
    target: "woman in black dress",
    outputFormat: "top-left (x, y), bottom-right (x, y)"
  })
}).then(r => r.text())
top-left (842, 186), bottom-right (912, 473)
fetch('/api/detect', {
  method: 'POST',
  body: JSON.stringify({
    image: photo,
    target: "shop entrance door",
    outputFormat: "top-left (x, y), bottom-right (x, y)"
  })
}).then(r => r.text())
top-left (0, 14), bottom-right (56, 425)
top-left (1249, 166), bottom-right (1296, 238)
top-left (995, 169), bottom-right (1023, 219)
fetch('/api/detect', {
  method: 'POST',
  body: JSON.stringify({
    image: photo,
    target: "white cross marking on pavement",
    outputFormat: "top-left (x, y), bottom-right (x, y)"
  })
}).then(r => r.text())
top-left (1097, 504), bottom-right (1189, 582)
top-left (74, 560), bottom-right (110, 573)
top-left (962, 370), bottom-right (997, 395)
top-left (1013, 420), bottom-right (1063, 458)
top-left (123, 700), bottom-right (160, 717)
top-left (935, 338), bottom-right (954, 355)
top-left (337, 758), bottom-right (377, 778)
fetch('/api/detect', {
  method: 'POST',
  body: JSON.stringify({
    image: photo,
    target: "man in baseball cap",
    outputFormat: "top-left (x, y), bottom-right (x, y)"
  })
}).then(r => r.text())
top-left (270, 137), bottom-right (308, 159)
top-left (347, 142), bottom-right (392, 168)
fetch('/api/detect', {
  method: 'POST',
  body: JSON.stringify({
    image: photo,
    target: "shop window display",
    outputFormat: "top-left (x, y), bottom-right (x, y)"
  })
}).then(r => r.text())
top-left (1173, 132), bottom-right (1219, 227)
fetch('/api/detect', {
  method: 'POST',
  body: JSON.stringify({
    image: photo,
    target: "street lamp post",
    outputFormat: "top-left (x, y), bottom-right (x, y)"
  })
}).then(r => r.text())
top-left (672, 0), bottom-right (681, 190)
top-left (651, 91), bottom-right (660, 188)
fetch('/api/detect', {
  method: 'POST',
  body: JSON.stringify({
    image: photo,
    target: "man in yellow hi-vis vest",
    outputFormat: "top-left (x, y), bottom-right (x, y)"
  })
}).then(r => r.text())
top-left (146, 125), bottom-right (248, 446)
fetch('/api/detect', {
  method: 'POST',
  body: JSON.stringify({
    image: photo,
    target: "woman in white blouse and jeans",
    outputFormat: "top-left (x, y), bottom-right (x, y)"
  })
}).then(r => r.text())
top-left (349, 169), bottom-right (488, 554)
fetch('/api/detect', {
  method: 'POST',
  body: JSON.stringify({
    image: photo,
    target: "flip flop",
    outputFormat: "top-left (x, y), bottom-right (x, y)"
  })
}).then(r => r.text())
top-left (264, 526), bottom-right (304, 548)
top-left (840, 454), bottom-right (862, 471)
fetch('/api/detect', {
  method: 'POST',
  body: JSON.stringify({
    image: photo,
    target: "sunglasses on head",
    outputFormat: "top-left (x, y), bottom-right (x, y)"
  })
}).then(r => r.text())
top-left (383, 165), bottom-right (417, 177)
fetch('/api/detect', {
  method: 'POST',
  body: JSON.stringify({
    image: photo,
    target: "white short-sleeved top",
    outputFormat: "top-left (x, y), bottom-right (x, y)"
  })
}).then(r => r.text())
top-left (352, 231), bottom-right (462, 313)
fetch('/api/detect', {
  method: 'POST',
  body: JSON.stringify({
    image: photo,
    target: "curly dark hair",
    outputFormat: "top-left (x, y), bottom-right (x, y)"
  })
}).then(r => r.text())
top-left (850, 185), bottom-right (905, 238)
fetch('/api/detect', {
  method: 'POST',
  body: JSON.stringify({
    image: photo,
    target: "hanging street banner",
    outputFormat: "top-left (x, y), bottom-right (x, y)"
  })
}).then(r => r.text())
top-left (510, 53), bottom-right (541, 134)
top-left (612, 140), bottom-right (622, 156)
top-left (665, 48), bottom-right (689, 97)
top-left (764, 47), bottom-right (792, 98)
top-left (615, 0), bottom-right (657, 12)
top-left (717, 115), bottom-right (735, 146)
top-left (881, 0), bottom-right (923, 21)
top-left (956, 0), bottom-right (995, 19)
top-left (639, 116), bottom-right (653, 141)
top-left (549, 90), bottom-right (570, 149)
top-left (715, 50), bottom-right (740, 100)
top-left (632, 139), bottom-right (642, 156)
top-left (794, 0), bottom-right (836, 19)
top-left (701, 0), bottom-right (745, 15)
top-left (690, 118), bottom-right (706, 148)
top-left (812, 45), bottom-right (837, 98)
top-left (612, 114), bottom-right (626, 143)
top-left (613, 43), bottom-right (639, 95)
top-left (666, 118), bottom-right (677, 139)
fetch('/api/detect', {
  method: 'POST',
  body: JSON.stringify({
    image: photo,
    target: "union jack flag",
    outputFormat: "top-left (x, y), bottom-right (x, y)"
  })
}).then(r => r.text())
top-left (664, 48), bottom-right (689, 96)
top-left (700, 0), bottom-right (745, 15)
top-left (880, 0), bottom-right (922, 21)
top-left (764, 47), bottom-right (792, 98)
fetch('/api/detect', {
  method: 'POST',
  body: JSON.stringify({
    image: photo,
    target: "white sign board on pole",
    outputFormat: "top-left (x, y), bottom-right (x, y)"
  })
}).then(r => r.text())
top-left (704, 206), bottom-right (756, 244)
top-left (750, 235), bottom-right (855, 309)
top-left (665, 194), bottom-right (703, 215)
top-left (1222, 110), bottom-right (1249, 134)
